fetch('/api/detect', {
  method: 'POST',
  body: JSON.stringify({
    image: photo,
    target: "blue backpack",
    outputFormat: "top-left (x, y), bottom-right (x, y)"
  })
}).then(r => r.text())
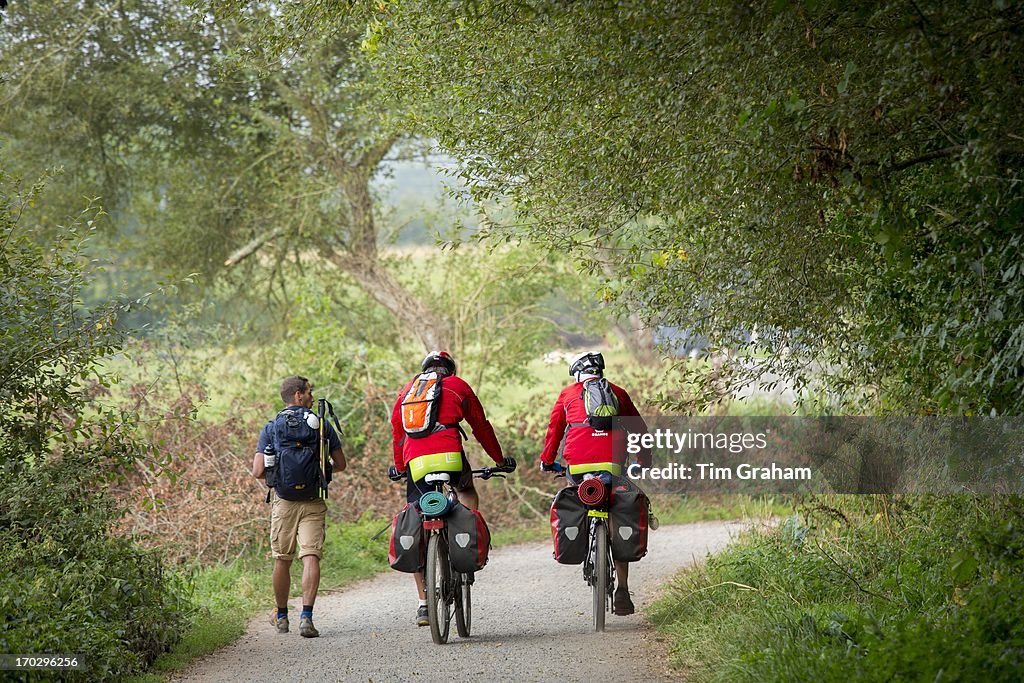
top-left (266, 408), bottom-right (328, 501)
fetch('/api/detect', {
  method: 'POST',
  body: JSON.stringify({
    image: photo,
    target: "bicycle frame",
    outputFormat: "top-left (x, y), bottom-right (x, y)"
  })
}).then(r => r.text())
top-left (582, 499), bottom-right (615, 632)
top-left (418, 472), bottom-right (464, 645)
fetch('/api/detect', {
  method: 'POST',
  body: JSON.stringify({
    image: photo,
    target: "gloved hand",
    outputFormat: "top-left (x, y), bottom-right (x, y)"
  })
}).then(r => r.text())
top-left (501, 456), bottom-right (517, 472)
top-left (540, 460), bottom-right (563, 473)
top-left (387, 465), bottom-right (404, 482)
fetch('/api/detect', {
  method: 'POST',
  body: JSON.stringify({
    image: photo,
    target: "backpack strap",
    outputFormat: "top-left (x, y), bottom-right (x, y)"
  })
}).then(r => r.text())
top-left (318, 398), bottom-right (345, 497)
top-left (321, 399), bottom-right (343, 437)
top-left (568, 381), bottom-right (593, 429)
top-left (441, 423), bottom-right (468, 440)
top-left (417, 422), bottom-right (467, 437)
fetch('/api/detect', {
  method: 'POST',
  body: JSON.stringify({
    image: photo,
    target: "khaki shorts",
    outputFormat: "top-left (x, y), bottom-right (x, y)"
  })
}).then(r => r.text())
top-left (270, 497), bottom-right (327, 561)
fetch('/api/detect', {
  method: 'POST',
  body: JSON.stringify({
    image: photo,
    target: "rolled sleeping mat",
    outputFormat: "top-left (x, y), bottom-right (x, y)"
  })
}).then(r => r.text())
top-left (578, 477), bottom-right (607, 506)
top-left (419, 490), bottom-right (452, 518)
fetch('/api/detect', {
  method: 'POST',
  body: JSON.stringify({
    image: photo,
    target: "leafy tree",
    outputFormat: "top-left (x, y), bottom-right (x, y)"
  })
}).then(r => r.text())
top-left (363, 0), bottom-right (1024, 414)
top-left (0, 0), bottom-right (450, 349)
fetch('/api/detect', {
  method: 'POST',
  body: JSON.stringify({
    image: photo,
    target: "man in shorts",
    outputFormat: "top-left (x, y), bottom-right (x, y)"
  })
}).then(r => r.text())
top-left (253, 375), bottom-right (346, 637)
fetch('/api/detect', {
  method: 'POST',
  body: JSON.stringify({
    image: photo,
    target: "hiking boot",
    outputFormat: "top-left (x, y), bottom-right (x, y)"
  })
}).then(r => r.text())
top-left (613, 587), bottom-right (635, 615)
top-left (299, 615), bottom-right (319, 638)
top-left (271, 612), bottom-right (289, 634)
top-left (415, 605), bottom-right (429, 626)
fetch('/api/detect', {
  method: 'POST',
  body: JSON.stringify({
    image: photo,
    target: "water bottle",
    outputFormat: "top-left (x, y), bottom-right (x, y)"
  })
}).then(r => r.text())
top-left (263, 444), bottom-right (276, 469)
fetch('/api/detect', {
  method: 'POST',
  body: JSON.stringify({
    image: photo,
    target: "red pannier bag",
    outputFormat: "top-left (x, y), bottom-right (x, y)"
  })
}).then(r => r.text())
top-left (389, 502), bottom-right (426, 573)
top-left (608, 475), bottom-right (649, 562)
top-left (446, 502), bottom-right (491, 573)
top-left (550, 486), bottom-right (588, 564)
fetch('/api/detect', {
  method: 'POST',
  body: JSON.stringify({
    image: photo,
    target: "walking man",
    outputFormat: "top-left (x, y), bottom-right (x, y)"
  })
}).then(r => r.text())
top-left (253, 375), bottom-right (346, 637)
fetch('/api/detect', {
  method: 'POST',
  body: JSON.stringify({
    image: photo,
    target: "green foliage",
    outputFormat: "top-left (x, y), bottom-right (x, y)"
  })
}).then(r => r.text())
top-left (650, 496), bottom-right (1024, 682)
top-left (0, 460), bottom-right (191, 680)
top-left (0, 181), bottom-right (123, 469)
top-left (369, 0), bottom-right (1024, 414)
top-left (0, 0), bottom-right (460, 350)
top-left (433, 243), bottom-right (572, 387)
top-left (0, 172), bottom-right (191, 678)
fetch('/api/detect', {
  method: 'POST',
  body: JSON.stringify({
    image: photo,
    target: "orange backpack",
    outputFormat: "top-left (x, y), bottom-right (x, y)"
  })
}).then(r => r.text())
top-left (400, 372), bottom-right (443, 438)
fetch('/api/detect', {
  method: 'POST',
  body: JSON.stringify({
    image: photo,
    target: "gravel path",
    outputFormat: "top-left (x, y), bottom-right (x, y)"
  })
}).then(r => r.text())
top-left (172, 521), bottom-right (746, 683)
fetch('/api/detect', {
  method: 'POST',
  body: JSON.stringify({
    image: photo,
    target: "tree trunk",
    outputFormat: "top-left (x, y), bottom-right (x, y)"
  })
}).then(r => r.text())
top-left (326, 152), bottom-right (451, 352)
top-left (324, 248), bottom-right (451, 351)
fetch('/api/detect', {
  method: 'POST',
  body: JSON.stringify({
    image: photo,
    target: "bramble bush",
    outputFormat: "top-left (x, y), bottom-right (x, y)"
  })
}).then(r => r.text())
top-left (0, 458), bottom-right (191, 679)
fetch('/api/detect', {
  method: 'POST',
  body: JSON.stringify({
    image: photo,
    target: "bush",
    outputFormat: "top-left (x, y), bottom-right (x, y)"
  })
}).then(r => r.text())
top-left (0, 458), bottom-right (191, 679)
top-left (0, 171), bottom-right (192, 679)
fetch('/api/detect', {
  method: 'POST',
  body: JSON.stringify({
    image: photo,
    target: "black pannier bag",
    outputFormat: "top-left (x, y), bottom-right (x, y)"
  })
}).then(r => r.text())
top-left (446, 503), bottom-right (491, 573)
top-left (389, 503), bottom-right (425, 573)
top-left (550, 486), bottom-right (588, 564)
top-left (608, 475), bottom-right (649, 562)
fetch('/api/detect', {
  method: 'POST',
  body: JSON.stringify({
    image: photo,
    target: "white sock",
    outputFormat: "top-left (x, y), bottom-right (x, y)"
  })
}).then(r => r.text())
top-left (418, 599), bottom-right (427, 607)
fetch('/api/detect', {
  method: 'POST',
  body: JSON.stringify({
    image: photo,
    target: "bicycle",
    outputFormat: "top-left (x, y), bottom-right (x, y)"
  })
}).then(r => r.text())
top-left (549, 463), bottom-right (615, 632)
top-left (393, 464), bottom-right (513, 644)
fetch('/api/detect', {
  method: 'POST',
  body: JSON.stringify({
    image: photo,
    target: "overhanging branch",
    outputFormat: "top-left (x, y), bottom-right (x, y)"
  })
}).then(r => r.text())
top-left (223, 227), bottom-right (286, 267)
top-left (886, 145), bottom-right (964, 174)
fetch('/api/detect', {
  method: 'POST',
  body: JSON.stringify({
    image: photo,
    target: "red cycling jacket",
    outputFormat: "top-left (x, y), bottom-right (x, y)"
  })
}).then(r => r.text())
top-left (539, 380), bottom-right (652, 469)
top-left (390, 374), bottom-right (503, 471)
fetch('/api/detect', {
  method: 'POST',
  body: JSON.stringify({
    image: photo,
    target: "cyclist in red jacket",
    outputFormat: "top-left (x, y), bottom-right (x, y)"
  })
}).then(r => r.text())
top-left (389, 351), bottom-right (516, 626)
top-left (539, 351), bottom-right (651, 615)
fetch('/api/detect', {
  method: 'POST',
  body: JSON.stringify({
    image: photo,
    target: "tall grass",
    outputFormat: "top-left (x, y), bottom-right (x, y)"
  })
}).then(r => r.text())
top-left (649, 495), bottom-right (1024, 682)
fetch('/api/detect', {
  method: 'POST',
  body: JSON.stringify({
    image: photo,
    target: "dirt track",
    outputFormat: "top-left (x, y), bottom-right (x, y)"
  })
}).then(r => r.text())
top-left (172, 521), bottom-right (746, 683)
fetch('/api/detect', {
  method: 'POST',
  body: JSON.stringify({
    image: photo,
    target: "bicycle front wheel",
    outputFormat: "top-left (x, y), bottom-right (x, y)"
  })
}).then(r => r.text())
top-left (593, 522), bottom-right (609, 632)
top-left (426, 533), bottom-right (452, 644)
top-left (455, 574), bottom-right (472, 637)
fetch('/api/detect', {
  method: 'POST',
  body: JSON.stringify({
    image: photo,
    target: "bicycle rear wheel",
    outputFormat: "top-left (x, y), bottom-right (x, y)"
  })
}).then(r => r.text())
top-left (426, 533), bottom-right (452, 644)
top-left (455, 574), bottom-right (472, 637)
top-left (593, 521), bottom-right (609, 632)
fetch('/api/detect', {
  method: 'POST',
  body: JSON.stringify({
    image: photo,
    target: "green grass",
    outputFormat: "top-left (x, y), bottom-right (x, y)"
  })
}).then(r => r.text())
top-left (648, 495), bottom-right (1024, 682)
top-left (124, 515), bottom-right (390, 683)
top-left (651, 494), bottom-right (792, 526)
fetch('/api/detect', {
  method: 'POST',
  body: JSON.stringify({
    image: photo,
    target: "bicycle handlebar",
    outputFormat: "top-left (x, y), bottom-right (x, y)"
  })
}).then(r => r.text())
top-left (387, 464), bottom-right (515, 482)
top-left (472, 465), bottom-right (515, 480)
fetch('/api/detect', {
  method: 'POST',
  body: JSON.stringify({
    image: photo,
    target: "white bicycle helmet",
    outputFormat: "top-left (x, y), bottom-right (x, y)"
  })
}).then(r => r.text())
top-left (568, 351), bottom-right (605, 381)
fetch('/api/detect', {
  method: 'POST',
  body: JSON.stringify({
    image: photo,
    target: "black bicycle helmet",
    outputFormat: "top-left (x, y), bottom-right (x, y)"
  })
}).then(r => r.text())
top-left (421, 350), bottom-right (457, 376)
